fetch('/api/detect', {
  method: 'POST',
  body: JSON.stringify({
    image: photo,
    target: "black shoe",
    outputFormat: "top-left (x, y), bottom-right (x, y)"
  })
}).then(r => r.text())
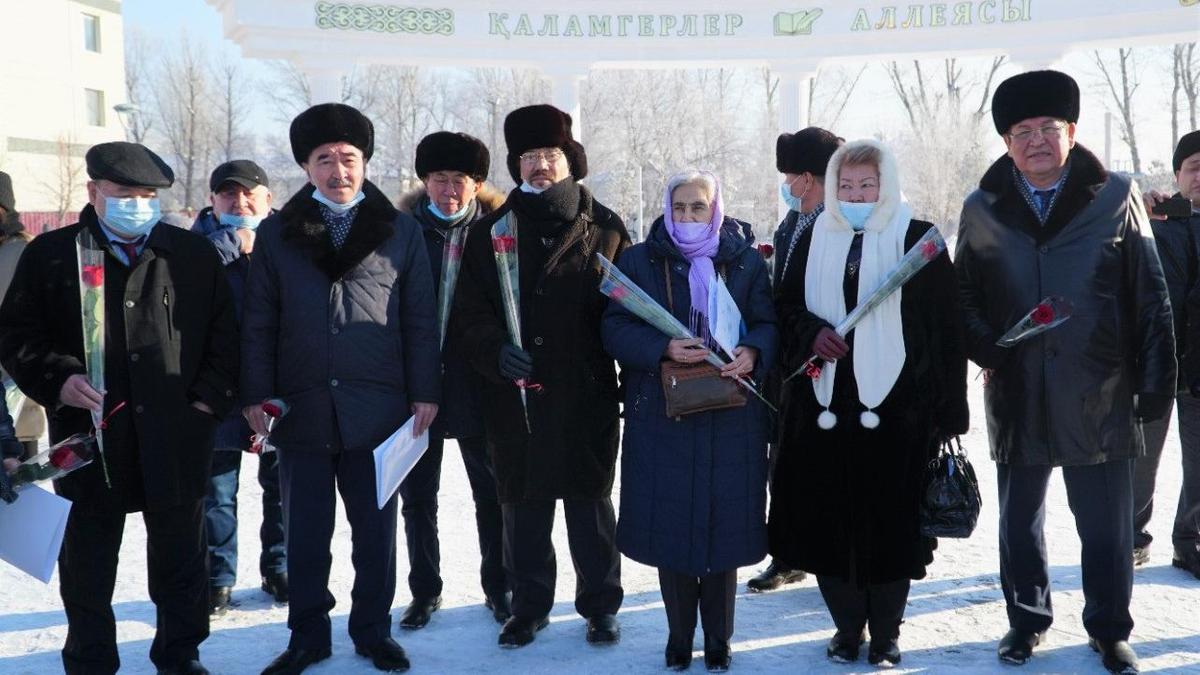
top-left (355, 637), bottom-right (410, 672)
top-left (498, 615), bottom-right (549, 648)
top-left (746, 559), bottom-right (807, 592)
top-left (1133, 546), bottom-right (1150, 567)
top-left (997, 628), bottom-right (1042, 665)
top-left (1089, 638), bottom-right (1139, 674)
top-left (704, 635), bottom-right (731, 672)
top-left (868, 638), bottom-right (901, 666)
top-left (1172, 546), bottom-right (1200, 579)
top-left (260, 647), bottom-right (332, 675)
top-left (484, 591), bottom-right (513, 624)
top-left (665, 636), bottom-right (694, 671)
top-left (826, 629), bottom-right (866, 663)
top-left (209, 586), bottom-right (232, 616)
top-left (586, 614), bottom-right (620, 645)
top-left (398, 596), bottom-right (442, 630)
top-left (262, 572), bottom-right (289, 602)
top-left (157, 660), bottom-right (209, 675)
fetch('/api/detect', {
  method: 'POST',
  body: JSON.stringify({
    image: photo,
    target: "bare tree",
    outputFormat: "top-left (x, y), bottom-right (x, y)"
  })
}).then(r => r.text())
top-left (155, 35), bottom-right (215, 208)
top-left (39, 135), bottom-right (86, 227)
top-left (212, 54), bottom-right (253, 163)
top-left (1092, 47), bottom-right (1143, 174)
top-left (122, 28), bottom-right (155, 143)
top-left (1176, 43), bottom-right (1200, 136)
top-left (885, 56), bottom-right (1005, 133)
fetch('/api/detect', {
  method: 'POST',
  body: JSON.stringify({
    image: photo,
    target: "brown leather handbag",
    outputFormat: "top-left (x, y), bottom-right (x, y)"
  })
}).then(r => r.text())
top-left (658, 260), bottom-right (747, 419)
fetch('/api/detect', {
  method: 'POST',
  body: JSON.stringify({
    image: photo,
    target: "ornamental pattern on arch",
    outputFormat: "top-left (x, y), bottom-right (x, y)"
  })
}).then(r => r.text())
top-left (314, 2), bottom-right (454, 35)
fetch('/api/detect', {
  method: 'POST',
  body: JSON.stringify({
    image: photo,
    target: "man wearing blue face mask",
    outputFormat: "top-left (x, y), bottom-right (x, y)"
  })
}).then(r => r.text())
top-left (0, 141), bottom-right (240, 675)
top-left (191, 160), bottom-right (287, 616)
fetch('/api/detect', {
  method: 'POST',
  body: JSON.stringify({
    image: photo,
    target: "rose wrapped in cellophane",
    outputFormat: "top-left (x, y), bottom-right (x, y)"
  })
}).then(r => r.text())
top-left (595, 253), bottom-right (776, 412)
top-left (996, 296), bottom-right (1072, 347)
top-left (491, 214), bottom-right (534, 432)
top-left (76, 228), bottom-right (111, 486)
top-left (784, 226), bottom-right (947, 383)
top-left (249, 398), bottom-right (290, 454)
top-left (9, 434), bottom-right (96, 488)
top-left (437, 228), bottom-right (467, 349)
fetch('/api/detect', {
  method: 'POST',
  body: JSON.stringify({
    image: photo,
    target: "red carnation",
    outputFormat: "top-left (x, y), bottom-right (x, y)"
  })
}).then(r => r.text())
top-left (81, 264), bottom-right (104, 288)
top-left (1031, 303), bottom-right (1055, 325)
top-left (492, 235), bottom-right (517, 254)
top-left (447, 244), bottom-right (463, 261)
top-left (48, 442), bottom-right (84, 470)
top-left (921, 240), bottom-right (939, 261)
top-left (758, 243), bottom-right (775, 260)
top-left (609, 286), bottom-right (629, 301)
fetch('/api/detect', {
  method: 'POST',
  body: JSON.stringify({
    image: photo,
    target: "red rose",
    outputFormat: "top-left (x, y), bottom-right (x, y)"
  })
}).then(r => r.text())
top-left (447, 244), bottom-right (463, 261)
top-left (1031, 303), bottom-right (1055, 325)
top-left (758, 243), bottom-right (775, 260)
top-left (49, 443), bottom-right (82, 470)
top-left (609, 286), bottom-right (629, 301)
top-left (492, 235), bottom-right (517, 254)
top-left (81, 264), bottom-right (104, 288)
top-left (921, 240), bottom-right (939, 261)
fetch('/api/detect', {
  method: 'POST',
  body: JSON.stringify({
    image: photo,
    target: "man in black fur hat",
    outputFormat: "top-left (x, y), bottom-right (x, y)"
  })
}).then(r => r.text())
top-left (452, 104), bottom-right (630, 649)
top-left (956, 70), bottom-right (1175, 674)
top-left (393, 131), bottom-right (511, 630)
top-left (242, 103), bottom-right (440, 675)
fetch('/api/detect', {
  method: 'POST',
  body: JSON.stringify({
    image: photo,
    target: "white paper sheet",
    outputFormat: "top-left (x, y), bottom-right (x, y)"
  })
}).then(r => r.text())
top-left (708, 277), bottom-right (743, 360)
top-left (0, 484), bottom-right (72, 583)
top-left (372, 416), bottom-right (430, 509)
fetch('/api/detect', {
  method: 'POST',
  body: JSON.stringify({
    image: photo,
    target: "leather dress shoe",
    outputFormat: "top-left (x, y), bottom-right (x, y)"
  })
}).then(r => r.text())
top-left (157, 660), bottom-right (209, 675)
top-left (1089, 638), bottom-right (1139, 674)
top-left (1133, 546), bottom-right (1150, 567)
top-left (746, 559), bottom-right (806, 592)
top-left (485, 591), bottom-right (513, 623)
top-left (355, 637), bottom-right (410, 672)
top-left (498, 615), bottom-right (549, 648)
top-left (209, 586), bottom-right (232, 616)
top-left (868, 638), bottom-right (902, 666)
top-left (826, 629), bottom-right (866, 663)
top-left (665, 636), bottom-right (693, 671)
top-left (1172, 545), bottom-right (1200, 579)
top-left (262, 572), bottom-right (289, 602)
top-left (703, 635), bottom-right (731, 672)
top-left (260, 647), bottom-right (331, 675)
top-left (997, 628), bottom-right (1042, 665)
top-left (398, 596), bottom-right (441, 629)
top-left (586, 614), bottom-right (620, 644)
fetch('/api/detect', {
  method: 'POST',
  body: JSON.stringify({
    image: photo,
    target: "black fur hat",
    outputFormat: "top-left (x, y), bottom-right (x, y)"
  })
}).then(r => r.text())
top-left (290, 103), bottom-right (375, 165)
top-left (415, 131), bottom-right (491, 182)
top-left (991, 70), bottom-right (1080, 135)
top-left (0, 171), bottom-right (14, 214)
top-left (776, 127), bottom-right (843, 176)
top-left (503, 104), bottom-right (587, 183)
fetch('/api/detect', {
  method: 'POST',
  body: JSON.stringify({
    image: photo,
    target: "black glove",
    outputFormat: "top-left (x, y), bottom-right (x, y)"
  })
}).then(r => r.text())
top-left (498, 343), bottom-right (534, 381)
top-left (1135, 392), bottom-right (1172, 423)
top-left (0, 465), bottom-right (16, 504)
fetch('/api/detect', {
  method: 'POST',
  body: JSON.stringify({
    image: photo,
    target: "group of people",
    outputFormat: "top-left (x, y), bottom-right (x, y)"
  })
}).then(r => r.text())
top-left (0, 67), bottom-right (1198, 675)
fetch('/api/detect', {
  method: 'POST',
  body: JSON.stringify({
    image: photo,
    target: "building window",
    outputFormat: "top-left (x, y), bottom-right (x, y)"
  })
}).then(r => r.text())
top-left (83, 13), bottom-right (101, 53)
top-left (85, 89), bottom-right (105, 126)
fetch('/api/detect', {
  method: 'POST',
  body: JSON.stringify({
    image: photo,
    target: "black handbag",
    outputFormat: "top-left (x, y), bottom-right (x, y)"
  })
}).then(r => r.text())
top-left (919, 436), bottom-right (982, 538)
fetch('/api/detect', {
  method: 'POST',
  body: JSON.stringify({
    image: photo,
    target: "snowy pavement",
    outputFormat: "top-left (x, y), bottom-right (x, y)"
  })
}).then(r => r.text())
top-left (2, 382), bottom-right (1199, 674)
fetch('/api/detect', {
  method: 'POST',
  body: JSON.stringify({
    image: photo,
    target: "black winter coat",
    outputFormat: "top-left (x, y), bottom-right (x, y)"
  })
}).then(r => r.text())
top-left (451, 181), bottom-right (631, 502)
top-left (240, 181), bottom-right (440, 454)
top-left (768, 218), bottom-right (968, 584)
top-left (1149, 196), bottom-right (1200, 393)
top-left (0, 207), bottom-right (239, 511)
top-left (955, 145), bottom-right (1176, 466)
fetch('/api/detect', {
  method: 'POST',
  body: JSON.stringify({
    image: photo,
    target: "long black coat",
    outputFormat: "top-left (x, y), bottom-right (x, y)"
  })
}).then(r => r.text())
top-left (955, 145), bottom-right (1176, 466)
top-left (240, 181), bottom-right (440, 454)
top-left (451, 183), bottom-right (630, 502)
top-left (768, 219), bottom-right (968, 584)
top-left (0, 207), bottom-right (239, 511)
top-left (1148, 196), bottom-right (1200, 392)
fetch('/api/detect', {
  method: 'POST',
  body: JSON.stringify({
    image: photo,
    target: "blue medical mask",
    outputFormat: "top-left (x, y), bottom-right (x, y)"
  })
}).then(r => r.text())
top-left (519, 181), bottom-right (548, 194)
top-left (101, 197), bottom-right (161, 239)
top-left (780, 178), bottom-right (810, 212)
top-left (428, 200), bottom-right (471, 222)
top-left (839, 201), bottom-right (875, 231)
top-left (312, 187), bottom-right (365, 214)
top-left (218, 212), bottom-right (265, 230)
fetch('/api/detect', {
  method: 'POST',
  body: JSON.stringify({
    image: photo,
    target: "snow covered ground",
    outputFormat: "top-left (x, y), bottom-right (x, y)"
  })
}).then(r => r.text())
top-left (2, 382), bottom-right (1199, 674)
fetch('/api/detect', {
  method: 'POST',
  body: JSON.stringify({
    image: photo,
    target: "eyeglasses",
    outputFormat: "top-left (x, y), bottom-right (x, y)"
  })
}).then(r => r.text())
top-left (1008, 122), bottom-right (1066, 143)
top-left (519, 150), bottom-right (565, 165)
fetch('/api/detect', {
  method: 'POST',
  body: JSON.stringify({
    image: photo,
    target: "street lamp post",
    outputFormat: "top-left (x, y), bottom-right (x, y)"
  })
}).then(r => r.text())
top-left (113, 103), bottom-right (141, 142)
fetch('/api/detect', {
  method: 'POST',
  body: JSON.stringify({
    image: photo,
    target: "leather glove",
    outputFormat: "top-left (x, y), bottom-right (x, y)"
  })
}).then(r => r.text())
top-left (1135, 392), bottom-right (1172, 423)
top-left (0, 465), bottom-right (16, 504)
top-left (498, 343), bottom-right (534, 381)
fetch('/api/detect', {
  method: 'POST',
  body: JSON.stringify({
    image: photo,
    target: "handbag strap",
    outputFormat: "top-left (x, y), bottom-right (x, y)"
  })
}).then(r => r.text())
top-left (661, 258), bottom-right (728, 314)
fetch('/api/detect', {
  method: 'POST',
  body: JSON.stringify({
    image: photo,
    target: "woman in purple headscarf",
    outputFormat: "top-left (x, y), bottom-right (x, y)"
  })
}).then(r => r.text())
top-left (602, 170), bottom-right (778, 671)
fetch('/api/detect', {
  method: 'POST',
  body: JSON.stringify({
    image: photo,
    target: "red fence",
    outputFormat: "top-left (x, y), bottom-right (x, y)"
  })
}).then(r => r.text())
top-left (17, 212), bottom-right (79, 236)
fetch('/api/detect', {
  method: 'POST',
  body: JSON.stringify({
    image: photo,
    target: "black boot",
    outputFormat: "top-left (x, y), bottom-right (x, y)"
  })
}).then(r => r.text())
top-left (826, 629), bottom-right (865, 663)
top-left (703, 635), bottom-right (731, 672)
top-left (586, 614), bottom-right (620, 645)
top-left (485, 591), bottom-right (513, 623)
top-left (157, 660), bottom-right (210, 675)
top-left (398, 596), bottom-right (442, 630)
top-left (261, 572), bottom-right (289, 603)
top-left (355, 637), bottom-right (410, 672)
top-left (1172, 544), bottom-right (1200, 579)
top-left (498, 615), bottom-right (549, 648)
top-left (260, 647), bottom-right (332, 675)
top-left (746, 559), bottom-right (806, 593)
top-left (997, 628), bottom-right (1042, 665)
top-left (209, 586), bottom-right (232, 616)
top-left (868, 638), bottom-right (901, 666)
top-left (665, 635), bottom-right (693, 671)
top-left (1089, 639), bottom-right (1139, 674)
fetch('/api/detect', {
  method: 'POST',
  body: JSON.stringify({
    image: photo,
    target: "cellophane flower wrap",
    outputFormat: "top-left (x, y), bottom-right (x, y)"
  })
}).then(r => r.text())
top-left (76, 228), bottom-right (111, 486)
top-left (490, 214), bottom-right (532, 431)
top-left (594, 253), bottom-right (776, 412)
top-left (996, 296), bottom-right (1072, 347)
top-left (250, 398), bottom-right (290, 454)
top-left (787, 226), bottom-right (947, 382)
top-left (9, 433), bottom-right (96, 487)
top-left (437, 227), bottom-right (467, 349)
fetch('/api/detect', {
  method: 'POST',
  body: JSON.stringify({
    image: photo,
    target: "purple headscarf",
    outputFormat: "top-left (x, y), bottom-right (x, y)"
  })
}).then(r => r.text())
top-left (664, 171), bottom-right (723, 322)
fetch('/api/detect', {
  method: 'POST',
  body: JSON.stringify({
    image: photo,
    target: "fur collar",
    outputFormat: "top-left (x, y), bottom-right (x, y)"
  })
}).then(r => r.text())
top-left (396, 183), bottom-right (505, 217)
top-left (977, 144), bottom-right (1107, 242)
top-left (823, 138), bottom-right (904, 233)
top-left (279, 179), bottom-right (397, 280)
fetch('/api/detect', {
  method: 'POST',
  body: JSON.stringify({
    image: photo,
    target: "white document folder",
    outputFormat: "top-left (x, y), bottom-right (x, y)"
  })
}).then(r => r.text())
top-left (0, 484), bottom-right (72, 583)
top-left (373, 416), bottom-right (430, 509)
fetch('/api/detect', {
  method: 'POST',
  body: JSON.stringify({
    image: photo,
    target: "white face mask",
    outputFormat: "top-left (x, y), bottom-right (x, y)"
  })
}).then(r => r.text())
top-left (519, 181), bottom-right (548, 194)
top-left (838, 201), bottom-right (876, 231)
top-left (312, 187), bottom-right (365, 214)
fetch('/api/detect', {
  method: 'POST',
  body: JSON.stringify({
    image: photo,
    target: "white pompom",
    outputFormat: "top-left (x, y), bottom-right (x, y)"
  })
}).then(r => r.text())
top-left (860, 410), bottom-right (880, 429)
top-left (817, 410), bottom-right (837, 430)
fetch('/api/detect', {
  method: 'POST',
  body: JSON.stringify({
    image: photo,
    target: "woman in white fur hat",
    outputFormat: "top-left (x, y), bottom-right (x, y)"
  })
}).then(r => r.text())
top-left (767, 139), bottom-right (968, 666)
